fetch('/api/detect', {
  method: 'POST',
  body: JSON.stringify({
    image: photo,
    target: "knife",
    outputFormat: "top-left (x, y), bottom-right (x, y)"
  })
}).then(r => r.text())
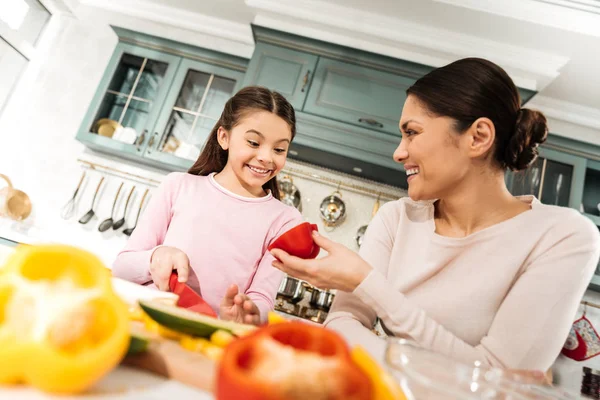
top-left (169, 272), bottom-right (217, 318)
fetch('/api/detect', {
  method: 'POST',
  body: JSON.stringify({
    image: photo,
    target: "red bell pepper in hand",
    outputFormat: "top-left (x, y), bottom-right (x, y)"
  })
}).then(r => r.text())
top-left (216, 321), bottom-right (373, 400)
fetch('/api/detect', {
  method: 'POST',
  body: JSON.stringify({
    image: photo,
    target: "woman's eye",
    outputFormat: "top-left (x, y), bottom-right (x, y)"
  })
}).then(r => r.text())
top-left (405, 129), bottom-right (417, 137)
top-left (247, 140), bottom-right (259, 147)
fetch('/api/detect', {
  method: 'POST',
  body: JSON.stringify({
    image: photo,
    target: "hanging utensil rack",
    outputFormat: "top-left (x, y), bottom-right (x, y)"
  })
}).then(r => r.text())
top-left (282, 162), bottom-right (403, 201)
top-left (581, 300), bottom-right (600, 309)
top-left (77, 159), bottom-right (161, 187)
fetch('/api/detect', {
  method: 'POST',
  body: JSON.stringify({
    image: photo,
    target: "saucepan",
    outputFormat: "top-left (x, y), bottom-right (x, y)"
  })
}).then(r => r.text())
top-left (277, 276), bottom-right (306, 304)
top-left (309, 287), bottom-right (335, 312)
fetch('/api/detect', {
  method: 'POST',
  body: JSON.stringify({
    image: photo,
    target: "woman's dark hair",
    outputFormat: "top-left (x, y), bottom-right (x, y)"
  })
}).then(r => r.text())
top-left (406, 58), bottom-right (548, 171)
top-left (188, 86), bottom-right (296, 199)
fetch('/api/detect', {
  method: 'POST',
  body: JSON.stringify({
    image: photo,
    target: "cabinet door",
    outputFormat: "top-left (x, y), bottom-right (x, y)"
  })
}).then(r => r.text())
top-left (76, 43), bottom-right (181, 157)
top-left (303, 57), bottom-right (415, 137)
top-left (144, 58), bottom-right (244, 169)
top-left (506, 147), bottom-right (586, 209)
top-left (242, 43), bottom-right (317, 110)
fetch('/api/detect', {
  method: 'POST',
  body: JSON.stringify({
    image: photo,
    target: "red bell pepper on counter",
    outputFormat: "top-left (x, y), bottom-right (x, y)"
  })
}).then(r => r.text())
top-left (216, 321), bottom-right (373, 400)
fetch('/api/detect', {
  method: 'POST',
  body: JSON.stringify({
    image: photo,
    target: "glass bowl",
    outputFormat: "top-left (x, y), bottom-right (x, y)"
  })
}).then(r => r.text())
top-left (385, 338), bottom-right (577, 400)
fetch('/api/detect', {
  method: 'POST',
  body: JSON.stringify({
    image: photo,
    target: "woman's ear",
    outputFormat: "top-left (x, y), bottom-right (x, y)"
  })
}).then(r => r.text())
top-left (468, 117), bottom-right (495, 159)
top-left (216, 127), bottom-right (230, 151)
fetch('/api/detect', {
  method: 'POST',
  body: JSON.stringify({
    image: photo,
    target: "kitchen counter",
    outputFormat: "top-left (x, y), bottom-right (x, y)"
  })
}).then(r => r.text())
top-left (0, 365), bottom-right (214, 399)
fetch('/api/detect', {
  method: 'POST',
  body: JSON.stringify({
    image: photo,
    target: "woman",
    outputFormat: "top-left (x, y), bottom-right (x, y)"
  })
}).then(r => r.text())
top-left (270, 58), bottom-right (600, 372)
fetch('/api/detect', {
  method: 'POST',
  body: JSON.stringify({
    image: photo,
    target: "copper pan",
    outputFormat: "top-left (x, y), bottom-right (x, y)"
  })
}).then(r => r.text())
top-left (0, 174), bottom-right (32, 221)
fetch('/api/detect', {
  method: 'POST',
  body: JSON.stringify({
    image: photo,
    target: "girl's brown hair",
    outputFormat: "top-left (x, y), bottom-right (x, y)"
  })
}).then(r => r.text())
top-left (188, 86), bottom-right (296, 199)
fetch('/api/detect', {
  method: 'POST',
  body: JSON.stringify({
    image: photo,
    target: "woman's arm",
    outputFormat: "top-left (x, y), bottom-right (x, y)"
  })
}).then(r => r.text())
top-left (354, 214), bottom-right (600, 370)
top-left (112, 173), bottom-right (179, 284)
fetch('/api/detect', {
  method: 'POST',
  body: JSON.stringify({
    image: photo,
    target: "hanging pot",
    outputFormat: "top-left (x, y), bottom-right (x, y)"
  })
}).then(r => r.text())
top-left (278, 175), bottom-right (302, 212)
top-left (277, 276), bottom-right (305, 304)
top-left (355, 194), bottom-right (381, 248)
top-left (0, 174), bottom-right (32, 221)
top-left (309, 288), bottom-right (335, 312)
top-left (319, 188), bottom-right (346, 229)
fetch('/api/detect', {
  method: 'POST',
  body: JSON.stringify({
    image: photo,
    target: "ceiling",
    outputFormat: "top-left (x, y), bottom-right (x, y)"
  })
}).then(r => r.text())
top-left (77, 0), bottom-right (600, 118)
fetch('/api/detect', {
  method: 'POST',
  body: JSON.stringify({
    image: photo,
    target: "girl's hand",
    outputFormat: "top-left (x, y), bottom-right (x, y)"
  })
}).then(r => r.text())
top-left (150, 246), bottom-right (190, 291)
top-left (220, 284), bottom-right (261, 326)
top-left (270, 231), bottom-right (372, 292)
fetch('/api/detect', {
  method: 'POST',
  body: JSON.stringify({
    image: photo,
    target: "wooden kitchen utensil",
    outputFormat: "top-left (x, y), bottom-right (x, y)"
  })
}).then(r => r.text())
top-left (98, 181), bottom-right (124, 232)
top-left (113, 185), bottom-right (136, 230)
top-left (123, 188), bottom-right (149, 236)
top-left (79, 176), bottom-right (105, 224)
top-left (0, 174), bottom-right (32, 221)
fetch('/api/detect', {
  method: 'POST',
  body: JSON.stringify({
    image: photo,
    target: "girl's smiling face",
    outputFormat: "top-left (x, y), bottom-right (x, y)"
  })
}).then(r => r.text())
top-left (218, 110), bottom-right (292, 196)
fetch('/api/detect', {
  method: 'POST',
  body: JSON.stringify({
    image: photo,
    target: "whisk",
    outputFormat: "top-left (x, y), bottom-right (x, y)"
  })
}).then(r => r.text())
top-left (61, 171), bottom-right (86, 220)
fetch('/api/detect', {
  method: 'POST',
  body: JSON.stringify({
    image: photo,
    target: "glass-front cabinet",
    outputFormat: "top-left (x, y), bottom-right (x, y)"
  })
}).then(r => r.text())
top-left (506, 147), bottom-right (585, 209)
top-left (143, 59), bottom-right (244, 169)
top-left (77, 43), bottom-right (181, 156)
top-left (76, 31), bottom-right (248, 169)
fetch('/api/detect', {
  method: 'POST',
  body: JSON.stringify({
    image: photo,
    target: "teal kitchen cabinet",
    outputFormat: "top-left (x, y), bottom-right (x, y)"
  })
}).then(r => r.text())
top-left (303, 57), bottom-right (416, 137)
top-left (76, 27), bottom-right (248, 169)
top-left (143, 58), bottom-right (245, 170)
top-left (242, 43), bottom-right (318, 111)
top-left (506, 147), bottom-right (586, 209)
top-left (76, 42), bottom-right (181, 158)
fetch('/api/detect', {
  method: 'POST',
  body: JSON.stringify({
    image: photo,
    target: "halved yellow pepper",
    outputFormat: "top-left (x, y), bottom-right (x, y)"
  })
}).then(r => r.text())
top-left (0, 244), bottom-right (130, 394)
top-left (351, 346), bottom-right (407, 400)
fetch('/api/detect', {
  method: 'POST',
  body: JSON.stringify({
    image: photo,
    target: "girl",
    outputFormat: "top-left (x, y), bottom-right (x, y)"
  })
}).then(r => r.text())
top-left (113, 86), bottom-right (302, 325)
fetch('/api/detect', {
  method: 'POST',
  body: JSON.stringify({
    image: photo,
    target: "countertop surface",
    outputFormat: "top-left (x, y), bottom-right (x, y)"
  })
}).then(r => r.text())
top-left (0, 365), bottom-right (214, 399)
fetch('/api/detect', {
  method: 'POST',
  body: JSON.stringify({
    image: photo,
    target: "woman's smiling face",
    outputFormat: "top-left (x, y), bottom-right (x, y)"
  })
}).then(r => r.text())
top-left (394, 95), bottom-right (473, 201)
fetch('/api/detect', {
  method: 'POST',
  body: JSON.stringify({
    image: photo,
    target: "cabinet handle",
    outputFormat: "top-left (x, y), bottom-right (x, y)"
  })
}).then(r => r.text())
top-left (148, 135), bottom-right (155, 148)
top-left (301, 70), bottom-right (311, 92)
top-left (358, 118), bottom-right (384, 129)
top-left (135, 130), bottom-right (147, 151)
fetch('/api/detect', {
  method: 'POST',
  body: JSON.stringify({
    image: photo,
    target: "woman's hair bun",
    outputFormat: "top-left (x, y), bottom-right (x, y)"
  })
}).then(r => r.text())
top-left (503, 108), bottom-right (548, 171)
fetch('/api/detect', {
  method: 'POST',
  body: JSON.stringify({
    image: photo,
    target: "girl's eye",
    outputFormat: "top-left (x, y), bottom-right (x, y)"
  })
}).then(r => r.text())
top-left (275, 148), bottom-right (287, 154)
top-left (247, 140), bottom-right (259, 147)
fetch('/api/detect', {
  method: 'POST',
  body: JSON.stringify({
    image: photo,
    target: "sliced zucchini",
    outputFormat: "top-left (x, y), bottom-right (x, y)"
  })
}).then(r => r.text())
top-left (138, 299), bottom-right (256, 338)
top-left (127, 322), bottom-right (156, 355)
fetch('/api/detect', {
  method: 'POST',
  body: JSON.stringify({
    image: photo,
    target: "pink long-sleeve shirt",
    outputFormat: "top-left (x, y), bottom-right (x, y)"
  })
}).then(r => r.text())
top-left (112, 172), bottom-right (302, 321)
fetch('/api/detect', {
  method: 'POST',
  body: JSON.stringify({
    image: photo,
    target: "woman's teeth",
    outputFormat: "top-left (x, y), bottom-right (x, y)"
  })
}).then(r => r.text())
top-left (406, 168), bottom-right (419, 177)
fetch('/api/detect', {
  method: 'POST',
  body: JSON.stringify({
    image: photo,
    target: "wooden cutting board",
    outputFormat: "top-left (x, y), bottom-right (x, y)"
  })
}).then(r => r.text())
top-left (122, 333), bottom-right (217, 393)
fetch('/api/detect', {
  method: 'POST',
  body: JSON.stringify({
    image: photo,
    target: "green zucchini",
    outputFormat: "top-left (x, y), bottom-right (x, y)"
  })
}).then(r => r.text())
top-left (138, 299), bottom-right (256, 338)
top-left (127, 323), bottom-right (155, 355)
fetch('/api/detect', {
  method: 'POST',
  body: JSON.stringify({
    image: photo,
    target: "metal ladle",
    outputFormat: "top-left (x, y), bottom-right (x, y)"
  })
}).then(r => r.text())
top-left (123, 188), bottom-right (149, 236)
top-left (98, 182), bottom-right (124, 232)
top-left (78, 176), bottom-right (105, 224)
top-left (112, 185), bottom-right (135, 230)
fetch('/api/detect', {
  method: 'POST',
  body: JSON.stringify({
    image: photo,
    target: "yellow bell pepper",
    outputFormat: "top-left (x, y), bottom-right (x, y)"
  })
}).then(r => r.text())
top-left (351, 346), bottom-right (407, 400)
top-left (0, 244), bottom-right (130, 394)
top-left (267, 311), bottom-right (288, 325)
